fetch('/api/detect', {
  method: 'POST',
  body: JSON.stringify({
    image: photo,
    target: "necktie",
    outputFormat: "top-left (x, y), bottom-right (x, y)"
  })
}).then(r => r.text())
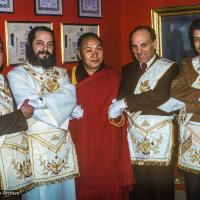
top-left (141, 63), bottom-right (147, 73)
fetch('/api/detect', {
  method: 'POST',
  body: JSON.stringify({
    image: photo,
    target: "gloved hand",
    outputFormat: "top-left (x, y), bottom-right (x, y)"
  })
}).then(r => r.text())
top-left (70, 105), bottom-right (84, 119)
top-left (108, 99), bottom-right (127, 119)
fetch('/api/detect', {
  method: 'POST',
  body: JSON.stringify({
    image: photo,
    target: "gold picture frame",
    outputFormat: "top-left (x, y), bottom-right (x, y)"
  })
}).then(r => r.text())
top-left (61, 23), bottom-right (100, 63)
top-left (151, 5), bottom-right (200, 64)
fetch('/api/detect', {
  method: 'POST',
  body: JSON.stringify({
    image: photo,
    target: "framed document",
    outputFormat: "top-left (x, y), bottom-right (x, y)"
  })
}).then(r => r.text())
top-left (34, 0), bottom-right (63, 15)
top-left (61, 23), bottom-right (99, 63)
top-left (78, 0), bottom-right (102, 18)
top-left (5, 21), bottom-right (52, 66)
top-left (0, 0), bottom-right (14, 13)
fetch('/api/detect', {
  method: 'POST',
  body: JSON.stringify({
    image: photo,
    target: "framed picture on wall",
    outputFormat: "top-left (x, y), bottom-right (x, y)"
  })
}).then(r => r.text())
top-left (5, 21), bottom-right (53, 66)
top-left (61, 23), bottom-right (99, 63)
top-left (34, 0), bottom-right (63, 15)
top-left (0, 0), bottom-right (14, 13)
top-left (78, 0), bottom-right (102, 18)
top-left (151, 4), bottom-right (200, 65)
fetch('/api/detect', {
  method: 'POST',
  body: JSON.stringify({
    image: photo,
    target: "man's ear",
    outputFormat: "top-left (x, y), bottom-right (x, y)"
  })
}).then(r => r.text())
top-left (153, 40), bottom-right (157, 50)
top-left (77, 49), bottom-right (82, 60)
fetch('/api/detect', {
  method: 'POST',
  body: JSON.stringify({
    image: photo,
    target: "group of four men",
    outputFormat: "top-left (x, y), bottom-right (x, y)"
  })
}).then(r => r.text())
top-left (0, 18), bottom-right (200, 200)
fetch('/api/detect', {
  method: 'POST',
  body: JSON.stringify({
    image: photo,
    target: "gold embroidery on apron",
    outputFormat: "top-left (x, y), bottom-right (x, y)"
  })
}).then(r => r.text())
top-left (28, 132), bottom-right (68, 153)
top-left (38, 151), bottom-right (70, 175)
top-left (132, 119), bottom-right (170, 137)
top-left (12, 158), bottom-right (32, 179)
top-left (129, 119), bottom-right (174, 166)
top-left (178, 124), bottom-right (200, 173)
top-left (130, 134), bottom-right (163, 155)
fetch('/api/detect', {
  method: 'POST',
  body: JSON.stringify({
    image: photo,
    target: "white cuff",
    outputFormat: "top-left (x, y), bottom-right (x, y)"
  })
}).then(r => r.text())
top-left (29, 98), bottom-right (46, 109)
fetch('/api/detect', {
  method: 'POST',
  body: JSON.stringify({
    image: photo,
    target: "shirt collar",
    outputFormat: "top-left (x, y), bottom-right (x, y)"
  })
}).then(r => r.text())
top-left (140, 54), bottom-right (156, 69)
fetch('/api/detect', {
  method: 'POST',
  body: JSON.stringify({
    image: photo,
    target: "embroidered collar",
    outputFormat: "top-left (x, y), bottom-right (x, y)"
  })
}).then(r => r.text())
top-left (23, 61), bottom-right (56, 83)
top-left (23, 61), bottom-right (60, 94)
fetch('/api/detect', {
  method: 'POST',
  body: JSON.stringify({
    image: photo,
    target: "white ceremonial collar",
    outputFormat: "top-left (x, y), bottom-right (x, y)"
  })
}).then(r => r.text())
top-left (26, 61), bottom-right (47, 74)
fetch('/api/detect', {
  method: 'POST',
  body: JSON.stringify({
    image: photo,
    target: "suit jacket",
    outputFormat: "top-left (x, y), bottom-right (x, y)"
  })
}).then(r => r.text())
top-left (0, 77), bottom-right (28, 136)
top-left (171, 57), bottom-right (200, 122)
top-left (118, 57), bottom-right (179, 116)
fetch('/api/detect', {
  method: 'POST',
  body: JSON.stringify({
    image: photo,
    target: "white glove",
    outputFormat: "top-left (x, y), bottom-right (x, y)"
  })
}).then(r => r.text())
top-left (70, 105), bottom-right (84, 119)
top-left (108, 99), bottom-right (127, 119)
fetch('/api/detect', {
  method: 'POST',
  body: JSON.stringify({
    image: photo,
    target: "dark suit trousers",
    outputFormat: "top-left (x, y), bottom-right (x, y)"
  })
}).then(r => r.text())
top-left (131, 164), bottom-right (175, 200)
top-left (182, 171), bottom-right (200, 200)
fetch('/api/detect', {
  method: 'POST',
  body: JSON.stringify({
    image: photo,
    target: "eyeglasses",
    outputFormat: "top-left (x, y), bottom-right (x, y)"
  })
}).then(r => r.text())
top-left (36, 40), bottom-right (54, 48)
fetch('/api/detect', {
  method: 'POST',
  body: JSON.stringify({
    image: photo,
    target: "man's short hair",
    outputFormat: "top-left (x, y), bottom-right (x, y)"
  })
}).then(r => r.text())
top-left (129, 25), bottom-right (156, 48)
top-left (77, 32), bottom-right (103, 49)
top-left (188, 19), bottom-right (200, 48)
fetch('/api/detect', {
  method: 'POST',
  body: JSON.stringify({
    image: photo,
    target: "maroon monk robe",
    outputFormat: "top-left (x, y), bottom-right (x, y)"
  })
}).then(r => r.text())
top-left (69, 66), bottom-right (134, 200)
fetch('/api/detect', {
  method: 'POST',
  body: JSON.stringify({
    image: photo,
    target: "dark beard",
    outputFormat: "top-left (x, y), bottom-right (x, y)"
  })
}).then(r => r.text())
top-left (27, 48), bottom-right (56, 69)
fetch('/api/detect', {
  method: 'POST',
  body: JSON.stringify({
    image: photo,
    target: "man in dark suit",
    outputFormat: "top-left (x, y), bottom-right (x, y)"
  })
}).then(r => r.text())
top-left (109, 26), bottom-right (179, 200)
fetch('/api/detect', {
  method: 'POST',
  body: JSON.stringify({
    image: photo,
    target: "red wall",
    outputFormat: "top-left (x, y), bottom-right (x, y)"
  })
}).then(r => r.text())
top-left (121, 0), bottom-right (200, 66)
top-left (1, 0), bottom-right (200, 74)
top-left (0, 0), bottom-right (121, 74)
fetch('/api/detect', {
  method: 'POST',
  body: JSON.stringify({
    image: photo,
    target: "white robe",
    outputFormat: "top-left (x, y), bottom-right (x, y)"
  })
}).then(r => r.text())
top-left (7, 62), bottom-right (77, 200)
